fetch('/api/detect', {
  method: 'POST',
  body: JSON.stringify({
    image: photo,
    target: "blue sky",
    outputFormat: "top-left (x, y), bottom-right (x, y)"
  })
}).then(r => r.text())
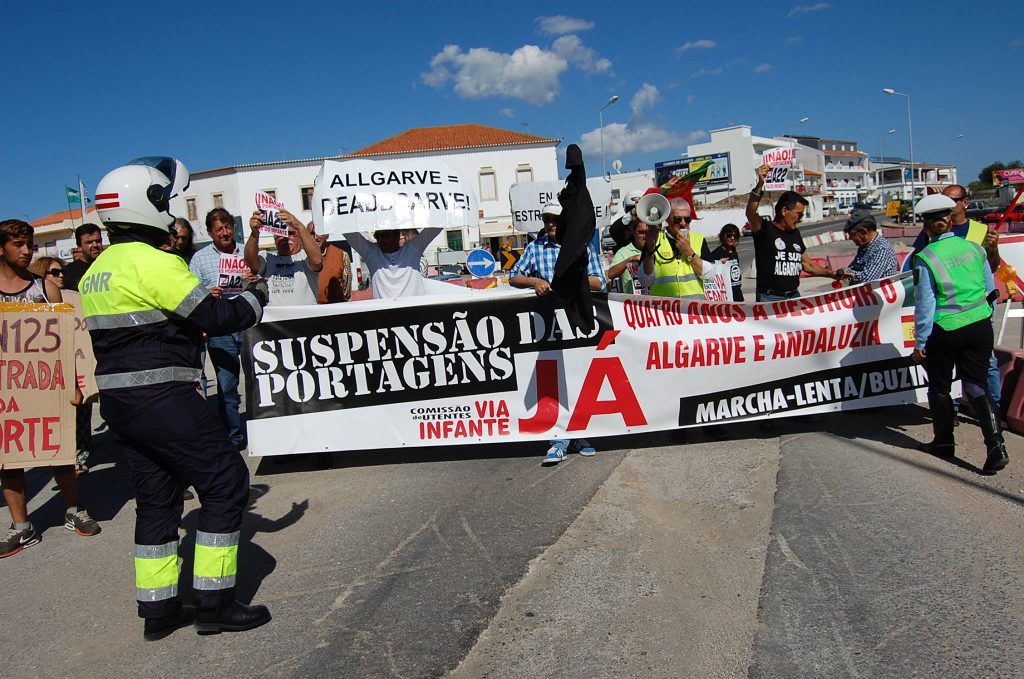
top-left (3, 1), bottom-right (1021, 221)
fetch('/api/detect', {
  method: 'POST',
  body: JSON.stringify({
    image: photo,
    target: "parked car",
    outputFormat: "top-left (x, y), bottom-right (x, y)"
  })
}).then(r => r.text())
top-left (601, 225), bottom-right (617, 251)
top-left (965, 200), bottom-right (995, 221)
top-left (983, 204), bottom-right (1024, 224)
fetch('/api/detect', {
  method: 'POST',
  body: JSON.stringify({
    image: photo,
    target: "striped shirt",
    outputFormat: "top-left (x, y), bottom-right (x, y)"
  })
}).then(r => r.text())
top-left (189, 242), bottom-right (245, 290)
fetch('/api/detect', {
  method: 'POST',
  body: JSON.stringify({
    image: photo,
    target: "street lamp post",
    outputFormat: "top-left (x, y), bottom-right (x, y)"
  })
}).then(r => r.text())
top-left (950, 133), bottom-right (965, 182)
top-left (599, 95), bottom-right (619, 180)
top-left (877, 128), bottom-right (896, 201)
top-left (883, 88), bottom-right (915, 222)
top-left (787, 117), bottom-right (809, 190)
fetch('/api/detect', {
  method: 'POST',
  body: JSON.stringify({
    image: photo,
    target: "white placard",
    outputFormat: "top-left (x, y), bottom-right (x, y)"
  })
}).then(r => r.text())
top-left (762, 147), bottom-right (795, 191)
top-left (256, 191), bottom-right (289, 237)
top-left (509, 179), bottom-right (614, 234)
top-left (313, 158), bottom-right (479, 237)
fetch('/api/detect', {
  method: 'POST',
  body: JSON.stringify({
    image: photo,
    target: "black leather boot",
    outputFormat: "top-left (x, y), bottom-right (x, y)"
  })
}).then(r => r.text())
top-left (920, 392), bottom-right (956, 458)
top-left (195, 600), bottom-right (271, 634)
top-left (971, 395), bottom-right (1010, 474)
top-left (144, 605), bottom-right (195, 641)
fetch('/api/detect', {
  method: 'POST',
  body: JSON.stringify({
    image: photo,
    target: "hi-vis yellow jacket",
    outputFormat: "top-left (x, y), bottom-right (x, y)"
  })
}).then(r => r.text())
top-left (81, 241), bottom-right (263, 412)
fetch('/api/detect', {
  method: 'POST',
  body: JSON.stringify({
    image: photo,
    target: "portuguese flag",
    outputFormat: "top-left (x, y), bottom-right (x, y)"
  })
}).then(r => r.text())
top-left (645, 159), bottom-right (714, 219)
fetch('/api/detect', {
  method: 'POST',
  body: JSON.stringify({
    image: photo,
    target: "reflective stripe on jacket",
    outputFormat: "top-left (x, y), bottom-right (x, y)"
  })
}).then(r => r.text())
top-left (916, 236), bottom-right (991, 331)
top-left (81, 241), bottom-right (262, 409)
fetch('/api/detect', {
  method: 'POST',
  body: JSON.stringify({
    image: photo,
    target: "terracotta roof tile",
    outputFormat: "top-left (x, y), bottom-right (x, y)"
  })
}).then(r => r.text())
top-left (350, 124), bottom-right (560, 157)
top-left (32, 206), bottom-right (98, 227)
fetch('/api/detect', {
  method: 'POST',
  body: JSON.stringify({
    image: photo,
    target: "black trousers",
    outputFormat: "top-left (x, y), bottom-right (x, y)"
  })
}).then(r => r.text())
top-left (103, 388), bottom-right (250, 618)
top-left (924, 318), bottom-right (993, 397)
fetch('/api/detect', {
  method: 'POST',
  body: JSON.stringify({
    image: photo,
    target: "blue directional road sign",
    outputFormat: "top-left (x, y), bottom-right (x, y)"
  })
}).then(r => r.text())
top-left (466, 248), bottom-right (497, 278)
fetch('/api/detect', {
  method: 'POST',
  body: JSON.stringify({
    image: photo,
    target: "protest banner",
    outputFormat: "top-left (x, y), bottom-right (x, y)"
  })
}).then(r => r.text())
top-left (762, 147), bottom-right (795, 191)
top-left (256, 191), bottom-right (289, 238)
top-left (218, 252), bottom-right (249, 295)
top-left (0, 302), bottom-right (76, 469)
top-left (242, 275), bottom-right (927, 457)
top-left (509, 179), bottom-right (614, 234)
top-left (701, 260), bottom-right (734, 302)
top-left (313, 159), bottom-right (479, 238)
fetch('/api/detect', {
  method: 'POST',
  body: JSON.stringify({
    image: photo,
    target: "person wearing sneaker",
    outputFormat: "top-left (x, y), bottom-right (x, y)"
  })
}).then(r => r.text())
top-left (510, 202), bottom-right (606, 467)
top-left (0, 219), bottom-right (101, 560)
top-left (81, 159), bottom-right (271, 640)
top-left (911, 194), bottom-right (1009, 474)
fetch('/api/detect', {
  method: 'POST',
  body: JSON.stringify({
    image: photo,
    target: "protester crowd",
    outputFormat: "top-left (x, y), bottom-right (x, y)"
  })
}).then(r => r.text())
top-left (0, 159), bottom-right (1013, 642)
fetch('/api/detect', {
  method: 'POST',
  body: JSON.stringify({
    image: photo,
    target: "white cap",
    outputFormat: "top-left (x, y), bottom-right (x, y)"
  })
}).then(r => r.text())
top-left (624, 190), bottom-right (644, 208)
top-left (541, 201), bottom-right (562, 216)
top-left (915, 194), bottom-right (956, 215)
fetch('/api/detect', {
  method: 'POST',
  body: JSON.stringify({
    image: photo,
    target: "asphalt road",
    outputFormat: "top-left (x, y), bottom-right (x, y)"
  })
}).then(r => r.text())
top-left (4, 404), bottom-right (1022, 678)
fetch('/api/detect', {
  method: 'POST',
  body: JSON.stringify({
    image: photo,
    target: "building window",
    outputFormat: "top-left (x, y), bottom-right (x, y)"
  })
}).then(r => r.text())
top-left (213, 193), bottom-right (224, 208)
top-left (479, 168), bottom-right (498, 202)
top-left (264, 189), bottom-right (276, 199)
top-left (446, 229), bottom-right (464, 251)
top-left (301, 186), bottom-right (315, 211)
top-left (611, 189), bottom-right (621, 200)
top-left (515, 165), bottom-right (533, 184)
top-left (186, 198), bottom-right (197, 221)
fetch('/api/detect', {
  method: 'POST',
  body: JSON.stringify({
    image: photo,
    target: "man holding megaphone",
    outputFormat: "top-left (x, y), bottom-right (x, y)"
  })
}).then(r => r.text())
top-left (636, 196), bottom-right (713, 299)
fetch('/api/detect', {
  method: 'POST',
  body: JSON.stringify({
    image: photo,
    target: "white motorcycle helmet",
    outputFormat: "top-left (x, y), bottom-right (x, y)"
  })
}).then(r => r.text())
top-left (94, 157), bottom-right (189, 232)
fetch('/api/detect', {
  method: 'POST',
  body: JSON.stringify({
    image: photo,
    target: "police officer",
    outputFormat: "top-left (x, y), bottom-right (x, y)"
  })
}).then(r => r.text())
top-left (81, 158), bottom-right (272, 640)
top-left (912, 194), bottom-right (1009, 474)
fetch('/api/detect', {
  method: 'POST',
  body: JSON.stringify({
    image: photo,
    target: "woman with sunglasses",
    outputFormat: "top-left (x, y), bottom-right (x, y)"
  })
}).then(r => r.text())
top-left (28, 255), bottom-right (65, 289)
top-left (29, 255), bottom-right (95, 476)
top-left (709, 224), bottom-right (744, 301)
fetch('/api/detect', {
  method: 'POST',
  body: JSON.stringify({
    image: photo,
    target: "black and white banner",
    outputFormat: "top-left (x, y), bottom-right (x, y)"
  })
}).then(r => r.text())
top-left (312, 158), bottom-right (479, 237)
top-left (243, 275), bottom-right (927, 456)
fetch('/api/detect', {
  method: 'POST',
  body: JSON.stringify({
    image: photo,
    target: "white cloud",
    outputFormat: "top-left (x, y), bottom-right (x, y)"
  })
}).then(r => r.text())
top-left (691, 66), bottom-right (724, 78)
top-left (421, 44), bottom-right (568, 105)
top-left (537, 15), bottom-right (594, 35)
top-left (788, 3), bottom-right (830, 17)
top-left (630, 83), bottom-right (660, 116)
top-left (785, 35), bottom-right (801, 46)
top-left (580, 122), bottom-right (698, 158)
top-left (687, 94), bottom-right (696, 105)
top-left (552, 35), bottom-right (612, 73)
top-left (1012, 39), bottom-right (1024, 47)
top-left (754, 63), bottom-right (773, 73)
top-left (676, 39), bottom-right (717, 53)
top-left (499, 107), bottom-right (515, 118)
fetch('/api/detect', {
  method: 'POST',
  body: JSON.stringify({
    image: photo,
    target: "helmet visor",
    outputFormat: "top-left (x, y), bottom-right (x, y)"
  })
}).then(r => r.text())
top-left (128, 156), bottom-right (190, 195)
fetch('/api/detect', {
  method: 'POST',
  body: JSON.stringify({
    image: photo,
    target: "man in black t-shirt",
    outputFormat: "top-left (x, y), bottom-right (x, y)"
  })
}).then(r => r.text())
top-left (63, 222), bottom-right (104, 291)
top-left (745, 163), bottom-right (839, 301)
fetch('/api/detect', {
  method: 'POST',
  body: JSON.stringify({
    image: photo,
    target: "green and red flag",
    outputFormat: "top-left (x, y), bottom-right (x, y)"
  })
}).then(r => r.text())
top-left (644, 159), bottom-right (713, 219)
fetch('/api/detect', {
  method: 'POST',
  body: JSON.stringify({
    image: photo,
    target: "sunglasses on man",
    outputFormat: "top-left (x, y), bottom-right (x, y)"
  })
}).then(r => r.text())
top-left (672, 216), bottom-right (693, 225)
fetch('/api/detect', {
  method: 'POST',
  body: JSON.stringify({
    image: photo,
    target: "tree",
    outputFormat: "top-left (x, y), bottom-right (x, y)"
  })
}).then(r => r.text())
top-left (977, 160), bottom-right (1024, 187)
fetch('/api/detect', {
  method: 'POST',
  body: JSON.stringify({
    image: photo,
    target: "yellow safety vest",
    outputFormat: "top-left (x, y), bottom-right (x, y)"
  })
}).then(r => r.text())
top-left (648, 231), bottom-right (706, 298)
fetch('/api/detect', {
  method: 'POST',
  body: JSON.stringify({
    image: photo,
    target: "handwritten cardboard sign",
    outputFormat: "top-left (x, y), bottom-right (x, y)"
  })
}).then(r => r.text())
top-left (0, 302), bottom-right (76, 470)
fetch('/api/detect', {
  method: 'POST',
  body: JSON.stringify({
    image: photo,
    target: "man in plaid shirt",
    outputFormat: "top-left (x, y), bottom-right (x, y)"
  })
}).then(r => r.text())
top-left (837, 211), bottom-right (899, 285)
top-left (509, 201), bottom-right (606, 466)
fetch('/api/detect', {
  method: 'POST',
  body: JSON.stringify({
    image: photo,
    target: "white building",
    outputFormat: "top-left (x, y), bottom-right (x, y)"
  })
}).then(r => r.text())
top-left (788, 136), bottom-right (869, 214)
top-left (183, 124), bottom-right (561, 268)
top-left (678, 125), bottom-right (827, 220)
top-left (30, 206), bottom-right (105, 260)
top-left (869, 157), bottom-right (957, 203)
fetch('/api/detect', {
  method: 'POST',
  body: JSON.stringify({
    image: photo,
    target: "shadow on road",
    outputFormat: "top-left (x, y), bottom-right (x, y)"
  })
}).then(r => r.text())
top-left (177, 483), bottom-right (308, 605)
